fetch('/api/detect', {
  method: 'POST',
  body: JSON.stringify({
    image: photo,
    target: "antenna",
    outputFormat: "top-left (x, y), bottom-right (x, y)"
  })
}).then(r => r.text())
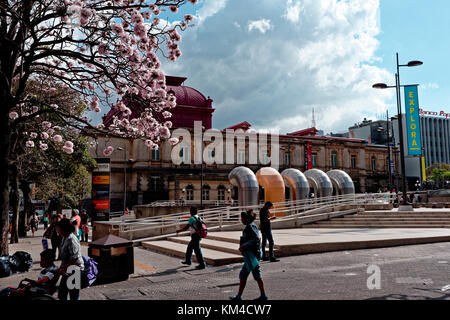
top-left (312, 108), bottom-right (316, 128)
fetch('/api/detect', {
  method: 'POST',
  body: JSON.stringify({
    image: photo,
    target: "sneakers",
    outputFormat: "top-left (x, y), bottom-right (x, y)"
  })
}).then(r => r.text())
top-left (254, 295), bottom-right (268, 301)
top-left (195, 264), bottom-right (206, 270)
top-left (269, 257), bottom-right (279, 262)
top-left (230, 295), bottom-right (242, 300)
top-left (181, 261), bottom-right (191, 266)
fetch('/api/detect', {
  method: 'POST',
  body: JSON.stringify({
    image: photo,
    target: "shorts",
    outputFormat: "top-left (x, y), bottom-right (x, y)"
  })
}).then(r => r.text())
top-left (239, 263), bottom-right (262, 281)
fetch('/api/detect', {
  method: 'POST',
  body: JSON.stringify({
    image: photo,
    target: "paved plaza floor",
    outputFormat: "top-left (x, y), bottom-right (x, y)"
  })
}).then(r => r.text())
top-left (1, 225), bottom-right (450, 300)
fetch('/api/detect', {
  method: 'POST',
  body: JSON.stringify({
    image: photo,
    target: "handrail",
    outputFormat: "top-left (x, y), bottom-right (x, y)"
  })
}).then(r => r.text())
top-left (111, 193), bottom-right (395, 236)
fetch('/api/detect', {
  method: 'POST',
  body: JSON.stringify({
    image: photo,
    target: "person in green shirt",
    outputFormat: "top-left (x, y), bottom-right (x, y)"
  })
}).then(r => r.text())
top-left (176, 207), bottom-right (206, 269)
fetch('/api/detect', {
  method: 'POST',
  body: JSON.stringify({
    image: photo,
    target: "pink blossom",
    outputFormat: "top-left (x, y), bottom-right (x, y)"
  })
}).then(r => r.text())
top-left (39, 143), bottom-right (48, 151)
top-left (169, 5), bottom-right (178, 13)
top-left (94, 107), bottom-right (101, 113)
top-left (111, 23), bottom-right (124, 35)
top-left (9, 112), bottom-right (18, 120)
top-left (41, 132), bottom-right (49, 139)
top-left (32, 106), bottom-right (39, 113)
top-left (26, 141), bottom-right (35, 148)
top-left (134, 23), bottom-right (146, 38)
top-left (164, 121), bottom-right (173, 128)
top-left (48, 128), bottom-right (55, 135)
top-left (144, 140), bottom-right (154, 148)
top-left (131, 11), bottom-right (143, 24)
top-left (189, 0), bottom-right (198, 4)
top-left (162, 111), bottom-right (172, 118)
top-left (42, 121), bottom-right (52, 128)
top-left (53, 135), bottom-right (63, 142)
top-left (98, 44), bottom-right (109, 55)
top-left (169, 138), bottom-right (179, 146)
top-left (63, 146), bottom-right (74, 154)
top-left (64, 141), bottom-right (74, 149)
top-left (184, 14), bottom-right (194, 22)
top-left (103, 149), bottom-right (112, 156)
top-left (158, 126), bottom-right (170, 139)
top-left (107, 146), bottom-right (114, 152)
top-left (30, 132), bottom-right (38, 138)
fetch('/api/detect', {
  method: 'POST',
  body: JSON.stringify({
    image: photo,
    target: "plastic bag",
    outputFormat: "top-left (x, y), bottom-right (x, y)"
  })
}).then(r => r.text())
top-left (7, 255), bottom-right (21, 273)
top-left (0, 256), bottom-right (12, 278)
top-left (11, 251), bottom-right (33, 272)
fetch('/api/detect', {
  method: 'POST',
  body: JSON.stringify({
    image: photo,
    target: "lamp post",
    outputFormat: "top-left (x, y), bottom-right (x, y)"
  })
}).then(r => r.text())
top-left (116, 146), bottom-right (127, 214)
top-left (373, 53), bottom-right (423, 209)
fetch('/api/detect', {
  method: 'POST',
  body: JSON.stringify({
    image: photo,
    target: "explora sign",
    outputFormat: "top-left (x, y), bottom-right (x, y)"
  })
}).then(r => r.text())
top-left (404, 85), bottom-right (422, 156)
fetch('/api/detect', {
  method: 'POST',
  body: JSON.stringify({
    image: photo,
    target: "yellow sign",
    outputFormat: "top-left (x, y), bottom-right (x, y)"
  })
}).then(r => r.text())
top-left (421, 156), bottom-right (426, 181)
top-left (93, 175), bottom-right (110, 184)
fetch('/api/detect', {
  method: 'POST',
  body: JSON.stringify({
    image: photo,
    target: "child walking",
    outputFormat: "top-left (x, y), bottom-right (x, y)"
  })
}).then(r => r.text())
top-left (230, 210), bottom-right (268, 301)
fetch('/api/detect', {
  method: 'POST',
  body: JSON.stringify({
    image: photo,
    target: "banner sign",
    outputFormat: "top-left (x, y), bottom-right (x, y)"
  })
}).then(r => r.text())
top-left (404, 85), bottom-right (422, 156)
top-left (421, 156), bottom-right (427, 181)
top-left (92, 158), bottom-right (110, 221)
top-left (389, 144), bottom-right (394, 176)
top-left (304, 142), bottom-right (312, 170)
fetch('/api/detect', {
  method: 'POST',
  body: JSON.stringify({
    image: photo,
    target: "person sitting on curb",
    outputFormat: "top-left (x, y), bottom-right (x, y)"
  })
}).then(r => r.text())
top-left (176, 207), bottom-right (206, 270)
top-left (230, 210), bottom-right (268, 301)
top-left (259, 201), bottom-right (279, 262)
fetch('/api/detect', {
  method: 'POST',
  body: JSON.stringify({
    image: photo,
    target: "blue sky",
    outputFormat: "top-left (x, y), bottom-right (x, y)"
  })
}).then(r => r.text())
top-left (373, 0), bottom-right (450, 119)
top-left (89, 1), bottom-right (450, 134)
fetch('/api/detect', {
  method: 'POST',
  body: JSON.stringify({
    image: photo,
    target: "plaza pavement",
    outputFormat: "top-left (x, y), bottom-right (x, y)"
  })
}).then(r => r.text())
top-left (1, 223), bottom-right (450, 300)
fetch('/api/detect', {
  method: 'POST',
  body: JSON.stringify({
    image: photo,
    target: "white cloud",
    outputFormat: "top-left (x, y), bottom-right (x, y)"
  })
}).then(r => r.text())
top-left (163, 0), bottom-right (392, 134)
top-left (196, 0), bottom-right (228, 25)
top-left (247, 19), bottom-right (273, 34)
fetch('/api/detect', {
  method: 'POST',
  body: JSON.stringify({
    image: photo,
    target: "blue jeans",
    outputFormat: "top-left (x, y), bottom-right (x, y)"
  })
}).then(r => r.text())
top-left (261, 225), bottom-right (275, 259)
top-left (185, 234), bottom-right (205, 266)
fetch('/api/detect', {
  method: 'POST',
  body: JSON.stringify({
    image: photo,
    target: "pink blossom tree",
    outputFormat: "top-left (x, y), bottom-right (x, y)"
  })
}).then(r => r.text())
top-left (0, 0), bottom-right (197, 254)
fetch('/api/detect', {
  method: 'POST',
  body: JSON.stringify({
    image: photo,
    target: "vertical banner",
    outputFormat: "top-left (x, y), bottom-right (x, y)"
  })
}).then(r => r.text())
top-left (92, 158), bottom-right (111, 221)
top-left (304, 142), bottom-right (312, 170)
top-left (389, 144), bottom-right (395, 175)
top-left (404, 85), bottom-right (422, 156)
top-left (421, 156), bottom-right (427, 181)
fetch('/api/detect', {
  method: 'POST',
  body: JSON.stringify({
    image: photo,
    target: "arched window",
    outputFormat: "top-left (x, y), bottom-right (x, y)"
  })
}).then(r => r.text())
top-left (185, 185), bottom-right (194, 201)
top-left (371, 156), bottom-right (376, 171)
top-left (202, 185), bottom-right (211, 201)
top-left (217, 185), bottom-right (226, 201)
top-left (331, 151), bottom-right (338, 168)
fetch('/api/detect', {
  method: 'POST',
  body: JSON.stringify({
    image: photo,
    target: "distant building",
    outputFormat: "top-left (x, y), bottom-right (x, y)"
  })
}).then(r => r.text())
top-left (348, 118), bottom-right (390, 146)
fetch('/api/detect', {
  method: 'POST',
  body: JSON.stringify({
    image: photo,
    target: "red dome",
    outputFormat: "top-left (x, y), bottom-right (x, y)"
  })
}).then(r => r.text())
top-left (102, 75), bottom-right (214, 129)
top-left (167, 85), bottom-right (209, 108)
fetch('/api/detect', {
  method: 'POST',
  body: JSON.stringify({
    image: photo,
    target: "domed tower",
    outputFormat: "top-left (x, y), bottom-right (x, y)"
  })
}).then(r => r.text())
top-left (102, 76), bottom-right (214, 130)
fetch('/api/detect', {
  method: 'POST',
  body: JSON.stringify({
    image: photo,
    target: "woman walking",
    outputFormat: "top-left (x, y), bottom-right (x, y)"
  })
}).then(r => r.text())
top-left (230, 210), bottom-right (267, 301)
top-left (56, 219), bottom-right (84, 300)
top-left (29, 212), bottom-right (39, 237)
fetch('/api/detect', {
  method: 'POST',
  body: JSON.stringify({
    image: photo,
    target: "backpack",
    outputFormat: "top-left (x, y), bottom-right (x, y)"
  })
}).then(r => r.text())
top-left (194, 216), bottom-right (208, 239)
top-left (81, 256), bottom-right (98, 288)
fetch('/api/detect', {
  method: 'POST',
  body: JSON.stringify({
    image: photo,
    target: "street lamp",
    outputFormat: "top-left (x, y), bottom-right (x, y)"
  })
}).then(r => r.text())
top-left (373, 53), bottom-right (423, 209)
top-left (116, 146), bottom-right (127, 214)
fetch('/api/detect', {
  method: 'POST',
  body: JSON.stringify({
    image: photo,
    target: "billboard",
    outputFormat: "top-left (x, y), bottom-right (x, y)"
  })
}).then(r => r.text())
top-left (404, 85), bottom-right (422, 156)
top-left (92, 158), bottom-right (110, 221)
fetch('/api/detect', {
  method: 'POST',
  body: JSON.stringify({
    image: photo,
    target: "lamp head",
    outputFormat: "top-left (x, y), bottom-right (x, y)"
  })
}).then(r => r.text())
top-left (372, 83), bottom-right (388, 89)
top-left (407, 60), bottom-right (423, 67)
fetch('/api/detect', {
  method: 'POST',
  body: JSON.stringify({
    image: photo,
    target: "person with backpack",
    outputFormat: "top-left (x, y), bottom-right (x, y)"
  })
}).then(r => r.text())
top-left (56, 219), bottom-right (84, 300)
top-left (176, 207), bottom-right (206, 270)
top-left (230, 210), bottom-right (267, 301)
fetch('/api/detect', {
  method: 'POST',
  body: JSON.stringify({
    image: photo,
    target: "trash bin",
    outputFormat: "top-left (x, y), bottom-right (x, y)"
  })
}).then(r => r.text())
top-left (88, 235), bottom-right (134, 282)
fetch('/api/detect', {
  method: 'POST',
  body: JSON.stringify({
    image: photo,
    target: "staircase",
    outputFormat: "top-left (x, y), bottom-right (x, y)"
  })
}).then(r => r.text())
top-left (302, 210), bottom-right (450, 228)
top-left (141, 234), bottom-right (281, 266)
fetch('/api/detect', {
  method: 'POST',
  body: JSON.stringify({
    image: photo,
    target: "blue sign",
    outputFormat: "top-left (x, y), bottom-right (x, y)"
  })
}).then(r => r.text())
top-left (404, 85), bottom-right (422, 156)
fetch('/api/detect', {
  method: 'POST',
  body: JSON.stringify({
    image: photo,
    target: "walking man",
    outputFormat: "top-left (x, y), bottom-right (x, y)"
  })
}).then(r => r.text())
top-left (176, 207), bottom-right (206, 270)
top-left (259, 201), bottom-right (279, 262)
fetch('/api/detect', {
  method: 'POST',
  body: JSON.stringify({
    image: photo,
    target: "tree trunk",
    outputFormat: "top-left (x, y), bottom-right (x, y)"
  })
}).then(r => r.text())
top-left (20, 181), bottom-right (32, 234)
top-left (0, 112), bottom-right (11, 255)
top-left (9, 166), bottom-right (19, 243)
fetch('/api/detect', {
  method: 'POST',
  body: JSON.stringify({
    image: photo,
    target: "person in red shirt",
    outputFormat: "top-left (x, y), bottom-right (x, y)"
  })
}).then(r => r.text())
top-left (70, 209), bottom-right (81, 241)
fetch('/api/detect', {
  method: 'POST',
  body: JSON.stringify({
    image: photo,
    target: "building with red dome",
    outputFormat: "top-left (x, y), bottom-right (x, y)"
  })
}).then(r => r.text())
top-left (102, 76), bottom-right (214, 130)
